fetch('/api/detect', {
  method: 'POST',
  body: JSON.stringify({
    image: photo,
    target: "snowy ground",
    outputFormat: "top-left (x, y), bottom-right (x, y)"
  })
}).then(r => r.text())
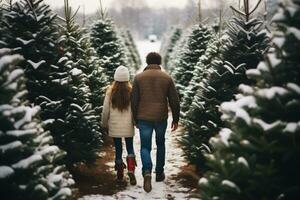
top-left (79, 117), bottom-right (192, 200)
top-left (78, 41), bottom-right (195, 200)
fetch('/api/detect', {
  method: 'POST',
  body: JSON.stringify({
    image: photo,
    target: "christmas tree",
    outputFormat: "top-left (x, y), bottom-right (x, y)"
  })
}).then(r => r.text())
top-left (168, 30), bottom-right (189, 73)
top-left (90, 9), bottom-right (126, 82)
top-left (0, 8), bottom-right (3, 42)
top-left (171, 24), bottom-right (212, 97)
top-left (1, 0), bottom-right (62, 103)
top-left (0, 48), bottom-right (74, 200)
top-left (182, 1), bottom-right (269, 171)
top-left (181, 35), bottom-right (224, 116)
top-left (1, 0), bottom-right (103, 164)
top-left (51, 0), bottom-right (103, 163)
top-left (199, 0), bottom-right (300, 199)
top-left (162, 27), bottom-right (182, 69)
top-left (119, 29), bottom-right (141, 72)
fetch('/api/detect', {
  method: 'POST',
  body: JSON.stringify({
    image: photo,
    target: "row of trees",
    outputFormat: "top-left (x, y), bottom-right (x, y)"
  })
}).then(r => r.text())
top-left (0, 0), bottom-right (140, 199)
top-left (164, 0), bottom-right (300, 199)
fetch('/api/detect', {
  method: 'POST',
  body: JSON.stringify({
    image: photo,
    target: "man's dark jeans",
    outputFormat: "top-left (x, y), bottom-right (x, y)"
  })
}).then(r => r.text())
top-left (137, 119), bottom-right (168, 175)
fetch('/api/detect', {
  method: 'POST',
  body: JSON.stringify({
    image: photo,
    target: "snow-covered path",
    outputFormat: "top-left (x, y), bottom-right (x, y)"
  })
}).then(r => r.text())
top-left (136, 40), bottom-right (162, 72)
top-left (79, 117), bottom-right (191, 200)
top-left (78, 41), bottom-right (195, 200)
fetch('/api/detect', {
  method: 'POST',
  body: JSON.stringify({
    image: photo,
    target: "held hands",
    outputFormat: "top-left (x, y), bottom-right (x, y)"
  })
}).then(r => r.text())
top-left (171, 122), bottom-right (178, 132)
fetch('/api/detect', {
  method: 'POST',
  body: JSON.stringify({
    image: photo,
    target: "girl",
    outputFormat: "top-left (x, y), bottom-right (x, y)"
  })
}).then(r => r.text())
top-left (101, 66), bottom-right (136, 185)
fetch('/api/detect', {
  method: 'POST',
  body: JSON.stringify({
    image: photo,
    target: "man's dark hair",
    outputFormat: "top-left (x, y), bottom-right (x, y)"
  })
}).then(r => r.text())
top-left (146, 52), bottom-right (162, 65)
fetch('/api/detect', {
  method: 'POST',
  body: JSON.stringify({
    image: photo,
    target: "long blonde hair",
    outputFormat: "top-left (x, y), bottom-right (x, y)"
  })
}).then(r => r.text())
top-left (109, 81), bottom-right (132, 112)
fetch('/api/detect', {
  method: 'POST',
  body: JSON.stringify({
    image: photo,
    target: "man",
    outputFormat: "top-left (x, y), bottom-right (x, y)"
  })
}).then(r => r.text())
top-left (131, 52), bottom-right (180, 193)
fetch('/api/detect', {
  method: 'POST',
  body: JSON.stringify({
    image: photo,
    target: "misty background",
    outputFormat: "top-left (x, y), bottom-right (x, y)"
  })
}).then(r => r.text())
top-left (2, 0), bottom-right (279, 39)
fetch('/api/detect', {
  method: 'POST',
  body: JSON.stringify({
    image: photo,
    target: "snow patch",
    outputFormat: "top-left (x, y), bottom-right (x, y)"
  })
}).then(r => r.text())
top-left (283, 122), bottom-right (300, 133)
top-left (199, 177), bottom-right (209, 186)
top-left (257, 87), bottom-right (288, 99)
top-left (236, 109), bottom-right (251, 125)
top-left (0, 48), bottom-right (11, 56)
top-left (287, 83), bottom-right (300, 94)
top-left (222, 180), bottom-right (240, 193)
top-left (7, 69), bottom-right (23, 83)
top-left (0, 141), bottom-right (22, 153)
top-left (239, 84), bottom-right (254, 94)
top-left (16, 37), bottom-right (34, 45)
top-left (12, 155), bottom-right (42, 169)
top-left (6, 129), bottom-right (36, 137)
top-left (0, 54), bottom-right (24, 72)
top-left (237, 157), bottom-right (249, 168)
top-left (219, 128), bottom-right (232, 146)
top-left (273, 37), bottom-right (285, 48)
top-left (70, 68), bottom-right (82, 76)
top-left (0, 166), bottom-right (14, 179)
top-left (253, 118), bottom-right (283, 132)
top-left (27, 60), bottom-right (46, 69)
top-left (287, 27), bottom-right (300, 40)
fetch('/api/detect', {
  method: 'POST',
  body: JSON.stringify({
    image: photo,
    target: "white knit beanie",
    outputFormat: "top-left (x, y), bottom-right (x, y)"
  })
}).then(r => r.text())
top-left (114, 66), bottom-right (130, 82)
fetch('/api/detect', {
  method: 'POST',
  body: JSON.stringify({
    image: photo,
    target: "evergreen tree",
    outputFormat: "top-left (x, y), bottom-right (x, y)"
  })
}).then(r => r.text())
top-left (51, 0), bottom-right (103, 163)
top-left (0, 48), bottom-right (74, 200)
top-left (90, 15), bottom-right (126, 82)
top-left (119, 29), bottom-right (141, 72)
top-left (168, 30), bottom-right (189, 73)
top-left (171, 24), bottom-right (212, 97)
top-left (1, 0), bottom-right (103, 164)
top-left (182, 3), bottom-right (269, 171)
top-left (0, 8), bottom-right (3, 41)
top-left (60, 0), bottom-right (108, 118)
top-left (1, 0), bottom-right (61, 103)
top-left (162, 27), bottom-right (182, 69)
top-left (85, 45), bottom-right (108, 117)
top-left (199, 0), bottom-right (300, 199)
top-left (181, 35), bottom-right (224, 116)
top-left (0, 0), bottom-right (72, 160)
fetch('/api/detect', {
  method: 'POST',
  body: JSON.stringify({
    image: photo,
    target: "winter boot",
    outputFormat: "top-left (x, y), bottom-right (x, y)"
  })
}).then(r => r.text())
top-left (115, 161), bottom-right (126, 181)
top-left (143, 170), bottom-right (152, 193)
top-left (156, 172), bottom-right (165, 182)
top-left (127, 155), bottom-right (137, 185)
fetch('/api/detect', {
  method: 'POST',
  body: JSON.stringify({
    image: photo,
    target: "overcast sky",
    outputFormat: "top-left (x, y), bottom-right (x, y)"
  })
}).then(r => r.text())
top-left (44, 0), bottom-right (222, 14)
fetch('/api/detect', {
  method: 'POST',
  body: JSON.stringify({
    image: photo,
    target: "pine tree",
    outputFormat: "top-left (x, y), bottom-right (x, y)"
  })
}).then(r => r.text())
top-left (85, 45), bottom-right (108, 117)
top-left (199, 0), bottom-right (300, 199)
top-left (168, 30), bottom-right (189, 73)
top-left (0, 8), bottom-right (3, 41)
top-left (90, 15), bottom-right (126, 82)
top-left (181, 35), bottom-right (224, 116)
top-left (1, 0), bottom-right (103, 164)
top-left (51, 0), bottom-right (103, 163)
top-left (0, 0), bottom-right (70, 159)
top-left (162, 27), bottom-right (182, 69)
top-left (1, 0), bottom-right (62, 103)
top-left (0, 48), bottom-right (74, 200)
top-left (119, 29), bottom-right (141, 72)
top-left (182, 2), bottom-right (269, 171)
top-left (171, 24), bottom-right (212, 97)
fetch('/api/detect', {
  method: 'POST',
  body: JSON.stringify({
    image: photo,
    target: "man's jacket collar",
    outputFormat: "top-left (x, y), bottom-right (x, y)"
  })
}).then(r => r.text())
top-left (144, 64), bottom-right (161, 71)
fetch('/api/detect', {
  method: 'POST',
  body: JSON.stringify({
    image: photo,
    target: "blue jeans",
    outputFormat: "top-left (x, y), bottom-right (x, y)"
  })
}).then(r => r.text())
top-left (113, 137), bottom-right (134, 164)
top-left (138, 120), bottom-right (168, 175)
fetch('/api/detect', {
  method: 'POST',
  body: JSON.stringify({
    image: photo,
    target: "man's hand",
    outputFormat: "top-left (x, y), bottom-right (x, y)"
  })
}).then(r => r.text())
top-left (171, 122), bottom-right (178, 132)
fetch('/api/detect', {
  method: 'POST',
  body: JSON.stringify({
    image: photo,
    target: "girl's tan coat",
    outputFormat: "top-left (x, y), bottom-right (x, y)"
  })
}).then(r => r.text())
top-left (101, 89), bottom-right (134, 138)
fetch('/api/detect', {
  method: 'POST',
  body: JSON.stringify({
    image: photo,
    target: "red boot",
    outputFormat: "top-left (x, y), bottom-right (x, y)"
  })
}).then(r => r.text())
top-left (127, 155), bottom-right (137, 185)
top-left (115, 162), bottom-right (126, 180)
